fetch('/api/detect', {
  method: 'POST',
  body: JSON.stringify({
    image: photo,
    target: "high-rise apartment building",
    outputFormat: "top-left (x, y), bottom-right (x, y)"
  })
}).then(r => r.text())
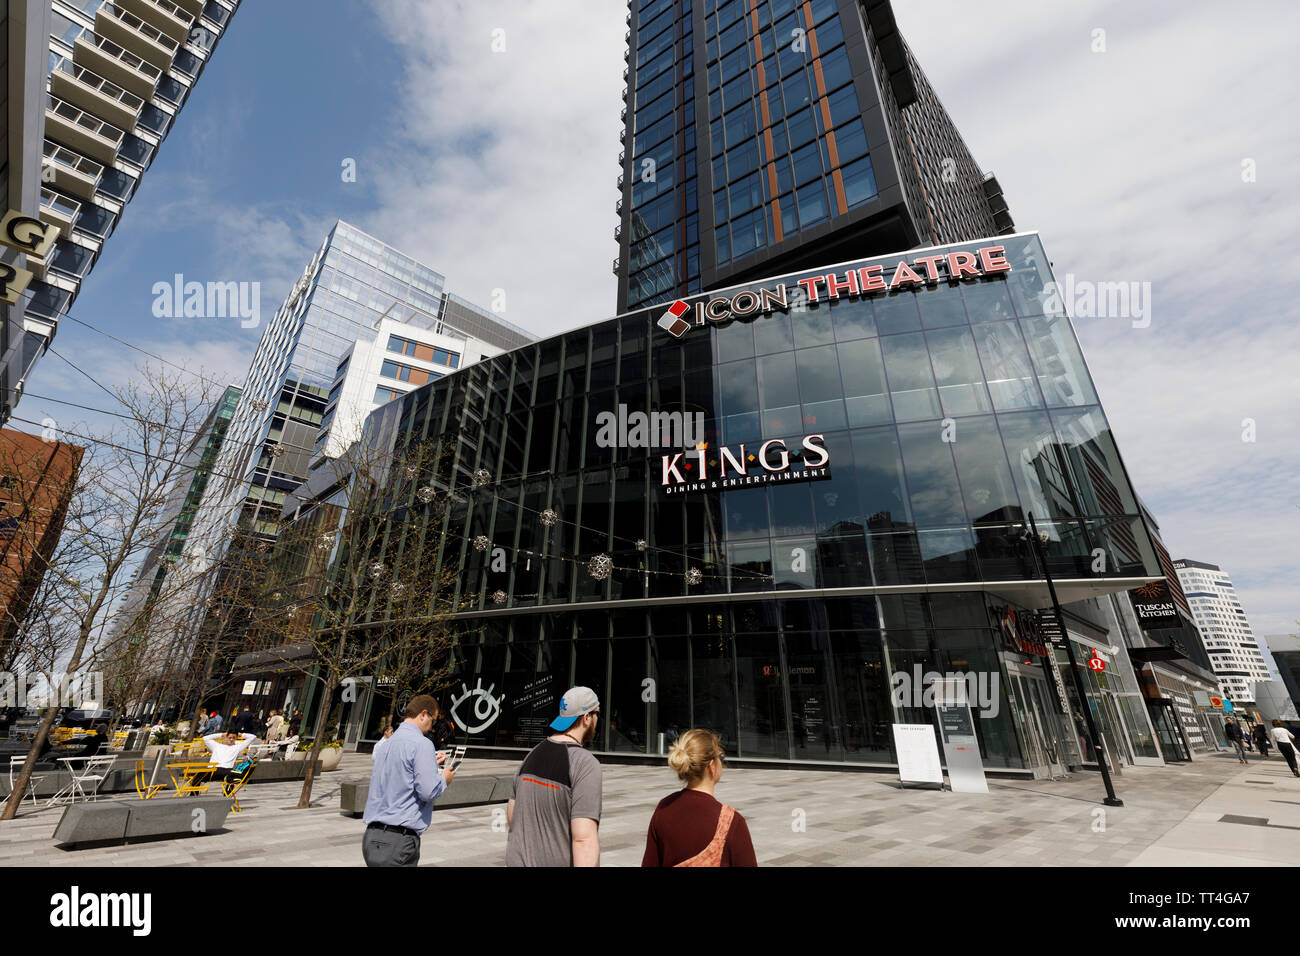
top-left (313, 316), bottom-right (501, 464)
top-left (181, 222), bottom-right (533, 624)
top-left (0, 0), bottom-right (242, 424)
top-left (1174, 558), bottom-right (1271, 705)
top-left (614, 0), bottom-right (1012, 312)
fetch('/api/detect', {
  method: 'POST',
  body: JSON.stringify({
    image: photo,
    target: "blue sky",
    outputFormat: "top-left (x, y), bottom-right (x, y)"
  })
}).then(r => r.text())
top-left (20, 1), bottom-right (1299, 638)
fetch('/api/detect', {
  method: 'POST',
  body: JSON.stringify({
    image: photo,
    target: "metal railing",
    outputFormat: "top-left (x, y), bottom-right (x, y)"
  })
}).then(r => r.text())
top-left (44, 139), bottom-right (106, 180)
top-left (53, 57), bottom-right (145, 114)
top-left (41, 187), bottom-right (83, 223)
top-left (101, 3), bottom-right (180, 56)
top-left (47, 94), bottom-right (126, 146)
top-left (76, 27), bottom-right (163, 82)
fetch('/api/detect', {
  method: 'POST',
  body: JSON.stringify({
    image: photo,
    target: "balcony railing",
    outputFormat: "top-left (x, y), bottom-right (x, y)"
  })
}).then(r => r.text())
top-left (51, 57), bottom-right (144, 130)
top-left (74, 27), bottom-right (162, 98)
top-left (612, 257), bottom-right (620, 275)
top-left (39, 187), bottom-right (82, 242)
top-left (43, 139), bottom-right (104, 200)
top-left (46, 93), bottom-right (126, 164)
top-left (97, 3), bottom-right (180, 69)
top-left (118, 0), bottom-right (195, 43)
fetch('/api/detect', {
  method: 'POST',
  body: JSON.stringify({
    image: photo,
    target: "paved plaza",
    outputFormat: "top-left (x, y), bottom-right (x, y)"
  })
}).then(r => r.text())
top-left (1, 750), bottom-right (1296, 866)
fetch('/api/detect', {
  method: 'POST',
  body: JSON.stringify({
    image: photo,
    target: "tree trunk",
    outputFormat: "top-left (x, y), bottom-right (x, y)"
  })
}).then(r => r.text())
top-left (294, 678), bottom-right (333, 809)
top-left (1, 705), bottom-right (60, 820)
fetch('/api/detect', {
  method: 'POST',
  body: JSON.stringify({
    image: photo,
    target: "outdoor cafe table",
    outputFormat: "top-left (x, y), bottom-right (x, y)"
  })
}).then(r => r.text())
top-left (166, 761), bottom-right (219, 797)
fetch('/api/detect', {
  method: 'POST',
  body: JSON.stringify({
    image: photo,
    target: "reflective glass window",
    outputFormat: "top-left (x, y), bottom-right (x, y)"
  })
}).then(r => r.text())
top-left (880, 333), bottom-right (941, 421)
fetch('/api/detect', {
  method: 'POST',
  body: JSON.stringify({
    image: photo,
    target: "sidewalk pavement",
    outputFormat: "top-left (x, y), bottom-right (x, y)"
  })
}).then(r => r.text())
top-left (0, 749), bottom-right (1295, 866)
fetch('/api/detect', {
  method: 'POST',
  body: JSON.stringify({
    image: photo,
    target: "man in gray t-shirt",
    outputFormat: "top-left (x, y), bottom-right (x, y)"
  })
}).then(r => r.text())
top-left (506, 687), bottom-right (602, 867)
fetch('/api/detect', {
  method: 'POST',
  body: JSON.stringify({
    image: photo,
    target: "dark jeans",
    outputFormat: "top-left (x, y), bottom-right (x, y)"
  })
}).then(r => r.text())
top-left (1278, 742), bottom-right (1299, 775)
top-left (362, 826), bottom-right (421, 867)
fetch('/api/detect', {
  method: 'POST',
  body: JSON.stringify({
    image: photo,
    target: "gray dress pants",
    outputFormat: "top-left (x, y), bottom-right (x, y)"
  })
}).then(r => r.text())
top-left (362, 826), bottom-right (421, 867)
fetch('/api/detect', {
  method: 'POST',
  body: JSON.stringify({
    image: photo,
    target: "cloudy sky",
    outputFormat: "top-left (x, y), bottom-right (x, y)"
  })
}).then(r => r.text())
top-left (22, 0), bottom-right (1298, 636)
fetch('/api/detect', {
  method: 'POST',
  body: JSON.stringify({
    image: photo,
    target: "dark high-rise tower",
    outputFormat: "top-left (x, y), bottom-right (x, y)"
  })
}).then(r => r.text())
top-left (615, 0), bottom-right (1014, 313)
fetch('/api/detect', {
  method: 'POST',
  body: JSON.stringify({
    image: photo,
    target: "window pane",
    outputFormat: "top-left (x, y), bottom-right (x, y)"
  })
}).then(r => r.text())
top-left (897, 421), bottom-right (966, 527)
top-left (1020, 315), bottom-right (1098, 407)
top-left (837, 338), bottom-right (891, 426)
top-left (971, 320), bottom-right (1043, 410)
top-left (926, 327), bottom-right (993, 416)
top-left (879, 333), bottom-right (940, 421)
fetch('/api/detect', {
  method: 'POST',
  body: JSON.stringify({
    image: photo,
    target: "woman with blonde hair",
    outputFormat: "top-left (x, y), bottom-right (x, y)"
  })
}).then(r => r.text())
top-left (641, 729), bottom-right (756, 866)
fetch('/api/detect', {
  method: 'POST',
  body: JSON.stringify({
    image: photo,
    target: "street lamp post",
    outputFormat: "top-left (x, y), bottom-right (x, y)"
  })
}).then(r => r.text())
top-left (1026, 512), bottom-right (1123, 808)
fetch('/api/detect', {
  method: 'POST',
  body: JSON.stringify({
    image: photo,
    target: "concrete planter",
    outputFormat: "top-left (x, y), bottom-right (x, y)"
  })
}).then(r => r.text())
top-left (317, 748), bottom-right (343, 772)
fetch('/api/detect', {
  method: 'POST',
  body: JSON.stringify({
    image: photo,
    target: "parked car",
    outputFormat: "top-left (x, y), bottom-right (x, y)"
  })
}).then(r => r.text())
top-left (59, 708), bottom-right (115, 728)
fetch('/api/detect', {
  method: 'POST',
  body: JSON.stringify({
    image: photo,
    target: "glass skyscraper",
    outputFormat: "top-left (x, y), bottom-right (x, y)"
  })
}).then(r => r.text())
top-left (615, 0), bottom-right (1013, 313)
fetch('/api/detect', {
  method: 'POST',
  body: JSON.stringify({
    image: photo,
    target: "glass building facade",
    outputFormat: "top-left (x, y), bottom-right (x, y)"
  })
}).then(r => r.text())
top-left (348, 232), bottom-right (1165, 773)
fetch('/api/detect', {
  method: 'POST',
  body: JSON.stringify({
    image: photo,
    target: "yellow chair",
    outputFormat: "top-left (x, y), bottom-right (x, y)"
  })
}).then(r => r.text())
top-left (133, 760), bottom-right (165, 800)
top-left (221, 758), bottom-right (259, 814)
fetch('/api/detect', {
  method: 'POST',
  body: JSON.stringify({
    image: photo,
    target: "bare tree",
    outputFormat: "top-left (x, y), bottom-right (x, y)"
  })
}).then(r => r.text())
top-left (2, 365), bottom-right (216, 820)
top-left (262, 437), bottom-right (466, 809)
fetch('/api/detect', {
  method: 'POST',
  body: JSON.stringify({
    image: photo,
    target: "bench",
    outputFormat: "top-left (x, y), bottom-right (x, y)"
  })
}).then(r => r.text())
top-left (340, 775), bottom-right (514, 816)
top-left (53, 796), bottom-right (234, 849)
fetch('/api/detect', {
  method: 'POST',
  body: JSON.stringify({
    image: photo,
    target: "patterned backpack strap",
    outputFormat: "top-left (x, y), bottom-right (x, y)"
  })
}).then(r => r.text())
top-left (674, 804), bottom-right (736, 868)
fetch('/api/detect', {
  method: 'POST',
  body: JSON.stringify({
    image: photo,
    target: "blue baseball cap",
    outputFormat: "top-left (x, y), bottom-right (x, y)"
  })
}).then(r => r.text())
top-left (549, 686), bottom-right (600, 731)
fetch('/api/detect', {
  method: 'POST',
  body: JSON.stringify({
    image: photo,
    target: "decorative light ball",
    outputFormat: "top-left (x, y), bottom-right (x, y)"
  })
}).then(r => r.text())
top-left (269, 444), bottom-right (285, 458)
top-left (404, 465), bottom-right (418, 479)
top-left (417, 486), bottom-right (436, 504)
top-left (368, 562), bottom-right (387, 579)
top-left (472, 535), bottom-right (491, 552)
top-left (685, 567), bottom-right (702, 585)
top-left (390, 581), bottom-right (407, 597)
top-left (316, 533), bottom-right (334, 551)
top-left (587, 554), bottom-right (612, 581)
top-left (540, 508), bottom-right (559, 527)
top-left (472, 468), bottom-right (492, 487)
top-left (256, 542), bottom-right (269, 554)
top-left (635, 539), bottom-right (647, 552)
top-left (491, 590), bottom-right (507, 605)
top-left (249, 398), bottom-right (268, 412)
top-left (272, 592), bottom-right (282, 601)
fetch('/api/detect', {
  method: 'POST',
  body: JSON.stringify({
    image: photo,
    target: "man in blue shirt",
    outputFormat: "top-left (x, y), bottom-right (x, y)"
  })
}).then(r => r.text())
top-left (362, 695), bottom-right (456, 866)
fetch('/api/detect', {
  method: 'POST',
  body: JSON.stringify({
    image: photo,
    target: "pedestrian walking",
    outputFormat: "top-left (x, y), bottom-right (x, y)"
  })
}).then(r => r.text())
top-left (1252, 723), bottom-right (1271, 759)
top-left (642, 728), bottom-right (757, 867)
top-left (361, 695), bottom-right (455, 867)
top-left (506, 686), bottom-right (602, 867)
top-left (1271, 721), bottom-right (1299, 777)
top-left (1224, 717), bottom-right (1247, 763)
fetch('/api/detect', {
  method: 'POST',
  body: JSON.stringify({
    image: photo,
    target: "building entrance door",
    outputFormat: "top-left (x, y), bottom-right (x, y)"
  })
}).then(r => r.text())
top-left (1004, 663), bottom-right (1067, 779)
top-left (1147, 701), bottom-right (1190, 762)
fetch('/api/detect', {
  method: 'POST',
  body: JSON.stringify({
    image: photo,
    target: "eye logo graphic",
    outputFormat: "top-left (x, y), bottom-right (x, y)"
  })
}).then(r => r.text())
top-left (449, 679), bottom-right (505, 734)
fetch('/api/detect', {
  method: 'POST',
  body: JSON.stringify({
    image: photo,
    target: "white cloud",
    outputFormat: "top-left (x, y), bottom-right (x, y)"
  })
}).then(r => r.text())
top-left (358, 0), bottom-right (626, 336)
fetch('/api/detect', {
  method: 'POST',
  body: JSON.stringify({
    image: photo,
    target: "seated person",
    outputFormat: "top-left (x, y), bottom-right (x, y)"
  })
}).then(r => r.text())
top-left (202, 731), bottom-right (257, 781)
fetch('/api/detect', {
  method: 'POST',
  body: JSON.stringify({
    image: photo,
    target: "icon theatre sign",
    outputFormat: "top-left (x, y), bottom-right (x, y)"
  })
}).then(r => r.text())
top-left (657, 245), bottom-right (1013, 338)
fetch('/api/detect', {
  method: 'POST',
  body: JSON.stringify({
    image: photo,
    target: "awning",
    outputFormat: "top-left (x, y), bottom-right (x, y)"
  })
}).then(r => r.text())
top-left (230, 641), bottom-right (315, 676)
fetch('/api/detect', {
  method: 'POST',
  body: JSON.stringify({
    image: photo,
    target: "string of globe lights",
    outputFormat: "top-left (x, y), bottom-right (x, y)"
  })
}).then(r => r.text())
top-left (326, 464), bottom-right (776, 605)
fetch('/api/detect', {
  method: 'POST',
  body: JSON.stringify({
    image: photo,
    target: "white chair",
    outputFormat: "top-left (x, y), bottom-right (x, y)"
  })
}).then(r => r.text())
top-left (52, 754), bottom-right (117, 805)
top-left (7, 755), bottom-right (49, 809)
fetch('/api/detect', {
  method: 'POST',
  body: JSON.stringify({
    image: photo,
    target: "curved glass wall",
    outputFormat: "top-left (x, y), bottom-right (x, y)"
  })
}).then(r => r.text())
top-left (351, 233), bottom-right (1160, 768)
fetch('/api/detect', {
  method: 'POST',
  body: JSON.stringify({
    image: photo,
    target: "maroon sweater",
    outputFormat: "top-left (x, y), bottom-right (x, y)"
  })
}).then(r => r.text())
top-left (641, 789), bottom-right (757, 867)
